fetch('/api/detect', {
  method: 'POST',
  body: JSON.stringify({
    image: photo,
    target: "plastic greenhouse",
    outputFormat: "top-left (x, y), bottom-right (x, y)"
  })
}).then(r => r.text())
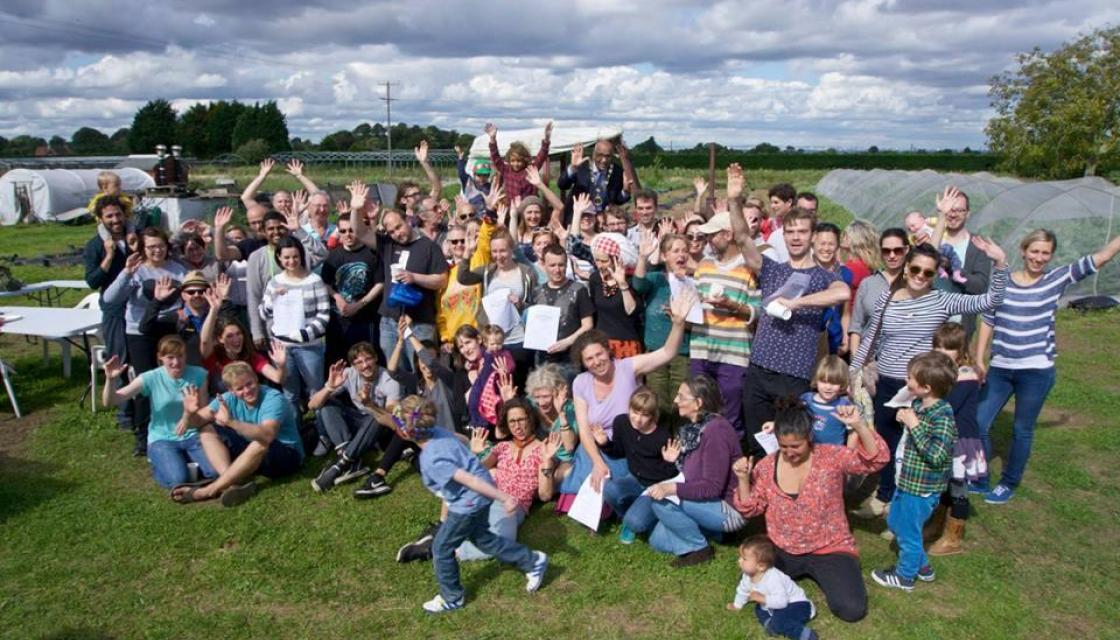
top-left (817, 169), bottom-right (1120, 300)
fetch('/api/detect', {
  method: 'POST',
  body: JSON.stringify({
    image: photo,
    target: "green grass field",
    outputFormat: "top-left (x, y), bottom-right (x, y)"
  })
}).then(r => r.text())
top-left (1, 173), bottom-right (1117, 639)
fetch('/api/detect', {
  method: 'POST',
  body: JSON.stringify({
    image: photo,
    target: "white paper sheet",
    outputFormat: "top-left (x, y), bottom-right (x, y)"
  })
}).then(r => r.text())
top-left (754, 431), bottom-right (779, 455)
top-left (885, 386), bottom-right (915, 409)
top-left (481, 288), bottom-right (519, 333)
top-left (523, 305), bottom-right (561, 351)
top-left (568, 476), bottom-right (604, 531)
top-left (641, 472), bottom-right (685, 505)
top-left (668, 274), bottom-right (704, 324)
top-left (271, 291), bottom-right (305, 337)
top-left (762, 271), bottom-right (811, 307)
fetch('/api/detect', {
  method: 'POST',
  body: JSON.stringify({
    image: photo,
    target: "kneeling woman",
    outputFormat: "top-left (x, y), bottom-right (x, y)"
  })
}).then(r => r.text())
top-left (643, 375), bottom-right (745, 567)
top-left (101, 335), bottom-right (215, 488)
top-left (732, 400), bottom-right (887, 622)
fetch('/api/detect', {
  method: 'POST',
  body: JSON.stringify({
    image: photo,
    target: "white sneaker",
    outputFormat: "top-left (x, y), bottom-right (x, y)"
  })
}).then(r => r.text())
top-left (422, 594), bottom-right (464, 614)
top-left (850, 496), bottom-right (889, 519)
top-left (525, 551), bottom-right (549, 593)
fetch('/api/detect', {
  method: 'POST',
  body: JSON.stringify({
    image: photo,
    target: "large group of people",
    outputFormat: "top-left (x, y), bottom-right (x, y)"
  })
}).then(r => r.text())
top-left (81, 130), bottom-right (1120, 628)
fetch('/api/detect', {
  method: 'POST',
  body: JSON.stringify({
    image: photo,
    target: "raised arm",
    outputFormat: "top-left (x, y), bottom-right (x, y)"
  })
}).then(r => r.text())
top-left (100, 355), bottom-right (144, 408)
top-left (285, 159), bottom-right (320, 194)
top-left (618, 137), bottom-right (640, 193)
top-left (941, 237), bottom-right (1008, 315)
top-left (1092, 233), bottom-right (1120, 269)
top-left (346, 180), bottom-right (379, 249)
top-left (726, 164), bottom-right (763, 272)
top-left (532, 121), bottom-right (552, 169)
top-left (240, 159), bottom-right (275, 209)
top-left (526, 165), bottom-right (564, 218)
top-left (415, 140), bottom-right (442, 199)
top-left (632, 289), bottom-right (696, 376)
top-left (211, 206), bottom-right (241, 261)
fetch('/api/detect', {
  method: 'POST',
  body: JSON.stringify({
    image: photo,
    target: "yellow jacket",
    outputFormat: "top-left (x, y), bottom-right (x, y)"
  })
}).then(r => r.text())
top-left (436, 219), bottom-right (493, 343)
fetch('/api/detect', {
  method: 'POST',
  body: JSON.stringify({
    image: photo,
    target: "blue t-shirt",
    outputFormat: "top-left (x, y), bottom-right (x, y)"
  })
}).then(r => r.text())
top-left (800, 391), bottom-right (852, 446)
top-left (209, 386), bottom-right (304, 457)
top-left (141, 365), bottom-right (207, 445)
top-left (418, 428), bottom-right (493, 515)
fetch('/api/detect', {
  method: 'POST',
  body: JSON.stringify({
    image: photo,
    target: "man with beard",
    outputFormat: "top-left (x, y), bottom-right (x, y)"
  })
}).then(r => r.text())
top-left (84, 196), bottom-right (132, 429)
top-left (321, 216), bottom-right (383, 365)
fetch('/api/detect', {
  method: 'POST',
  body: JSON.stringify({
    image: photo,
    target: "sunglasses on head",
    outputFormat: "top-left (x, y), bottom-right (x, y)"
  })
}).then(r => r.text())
top-left (881, 246), bottom-right (906, 256)
top-left (907, 265), bottom-right (936, 279)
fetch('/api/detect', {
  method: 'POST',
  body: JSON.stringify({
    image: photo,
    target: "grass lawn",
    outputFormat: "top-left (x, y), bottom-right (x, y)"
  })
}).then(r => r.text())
top-left (1, 177), bottom-right (1117, 639)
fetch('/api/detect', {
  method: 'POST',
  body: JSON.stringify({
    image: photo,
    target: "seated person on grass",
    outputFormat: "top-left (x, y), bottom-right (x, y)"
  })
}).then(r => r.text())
top-left (174, 362), bottom-right (305, 507)
top-left (308, 342), bottom-right (403, 493)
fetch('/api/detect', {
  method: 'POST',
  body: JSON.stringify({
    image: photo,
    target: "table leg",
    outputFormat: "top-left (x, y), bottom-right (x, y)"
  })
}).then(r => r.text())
top-left (61, 341), bottom-right (71, 378)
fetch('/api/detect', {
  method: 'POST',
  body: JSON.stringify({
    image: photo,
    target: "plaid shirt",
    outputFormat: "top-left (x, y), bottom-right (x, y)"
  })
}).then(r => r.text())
top-left (896, 398), bottom-right (956, 496)
top-left (489, 137), bottom-right (551, 201)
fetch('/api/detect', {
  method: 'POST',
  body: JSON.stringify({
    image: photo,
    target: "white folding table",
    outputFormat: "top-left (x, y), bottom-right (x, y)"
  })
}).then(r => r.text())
top-left (0, 280), bottom-right (90, 306)
top-left (0, 306), bottom-right (101, 378)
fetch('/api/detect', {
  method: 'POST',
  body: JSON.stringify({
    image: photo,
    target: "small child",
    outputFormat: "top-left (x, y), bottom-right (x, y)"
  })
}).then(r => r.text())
top-left (800, 355), bottom-right (859, 448)
top-left (904, 211), bottom-right (965, 283)
top-left (485, 121), bottom-right (552, 202)
top-left (481, 323), bottom-right (507, 355)
top-left (89, 171), bottom-right (138, 246)
top-left (393, 395), bottom-right (549, 613)
top-left (927, 322), bottom-right (986, 556)
top-left (728, 535), bottom-right (818, 640)
top-left (468, 324), bottom-right (515, 435)
top-left (872, 351), bottom-right (958, 591)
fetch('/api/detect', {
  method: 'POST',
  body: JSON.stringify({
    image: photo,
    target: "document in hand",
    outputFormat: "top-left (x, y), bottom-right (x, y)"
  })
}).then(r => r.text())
top-left (641, 473), bottom-right (685, 505)
top-left (568, 476), bottom-right (604, 531)
top-left (762, 272), bottom-right (811, 307)
top-left (523, 305), bottom-right (561, 351)
top-left (885, 386), bottom-right (915, 409)
top-left (481, 288), bottom-right (519, 333)
top-left (668, 273), bottom-right (704, 324)
top-left (271, 292), bottom-right (305, 336)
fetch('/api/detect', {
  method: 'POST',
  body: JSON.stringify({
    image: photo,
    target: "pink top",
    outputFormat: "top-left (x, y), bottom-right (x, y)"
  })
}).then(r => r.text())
top-left (490, 441), bottom-right (544, 513)
top-left (572, 356), bottom-right (638, 439)
top-left (733, 434), bottom-right (888, 557)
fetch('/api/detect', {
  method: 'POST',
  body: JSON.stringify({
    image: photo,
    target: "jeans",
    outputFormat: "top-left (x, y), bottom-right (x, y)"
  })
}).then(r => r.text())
top-left (147, 436), bottom-right (217, 488)
top-left (887, 490), bottom-right (940, 580)
top-left (649, 498), bottom-right (743, 555)
top-left (317, 401), bottom-right (377, 452)
top-left (755, 600), bottom-right (814, 640)
top-left (645, 354), bottom-right (689, 427)
top-left (873, 376), bottom-right (907, 502)
top-left (433, 506), bottom-right (536, 603)
top-left (690, 359), bottom-right (747, 435)
top-left (457, 501), bottom-right (526, 561)
top-left (975, 366), bottom-right (1056, 489)
top-left (282, 342), bottom-right (325, 409)
top-left (603, 475), bottom-right (657, 532)
top-left (378, 317), bottom-right (435, 373)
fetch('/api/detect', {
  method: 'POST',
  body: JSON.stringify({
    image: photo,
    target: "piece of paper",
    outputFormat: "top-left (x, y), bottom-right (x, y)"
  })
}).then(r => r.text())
top-left (764, 300), bottom-right (792, 320)
top-left (568, 476), bottom-right (604, 531)
top-left (271, 291), bottom-right (305, 337)
top-left (641, 472), bottom-right (685, 505)
top-left (754, 431), bottom-right (779, 455)
top-left (481, 288), bottom-right (519, 333)
top-left (523, 305), bottom-right (561, 351)
top-left (885, 386), bottom-right (915, 409)
top-left (668, 273), bottom-right (704, 323)
top-left (763, 271), bottom-right (811, 307)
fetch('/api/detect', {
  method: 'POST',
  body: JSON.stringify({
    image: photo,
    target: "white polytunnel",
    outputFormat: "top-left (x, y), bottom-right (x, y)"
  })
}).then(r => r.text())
top-left (0, 167), bottom-right (156, 225)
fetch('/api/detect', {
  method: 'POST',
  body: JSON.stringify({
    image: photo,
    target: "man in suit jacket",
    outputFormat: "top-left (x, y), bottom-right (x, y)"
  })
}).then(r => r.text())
top-left (557, 139), bottom-right (635, 226)
top-left (939, 188), bottom-right (992, 338)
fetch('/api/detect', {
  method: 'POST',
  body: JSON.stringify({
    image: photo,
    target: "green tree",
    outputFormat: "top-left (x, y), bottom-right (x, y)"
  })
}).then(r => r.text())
top-left (632, 136), bottom-right (663, 154)
top-left (49, 135), bottom-right (70, 155)
top-left (178, 103), bottom-right (213, 158)
top-left (235, 138), bottom-right (271, 165)
top-left (206, 100), bottom-right (246, 155)
top-left (987, 25), bottom-right (1120, 178)
top-left (230, 103), bottom-right (263, 150)
top-left (110, 128), bottom-right (130, 154)
top-left (128, 99), bottom-right (177, 153)
top-left (4, 135), bottom-right (47, 156)
top-left (750, 142), bottom-right (779, 153)
top-left (320, 130), bottom-right (356, 151)
top-left (70, 127), bottom-right (112, 155)
top-left (257, 101), bottom-right (290, 151)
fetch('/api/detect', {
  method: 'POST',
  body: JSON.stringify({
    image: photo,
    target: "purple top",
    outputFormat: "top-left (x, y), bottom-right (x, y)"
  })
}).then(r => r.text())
top-left (749, 256), bottom-right (839, 380)
top-left (677, 415), bottom-right (742, 503)
top-left (572, 356), bottom-right (638, 439)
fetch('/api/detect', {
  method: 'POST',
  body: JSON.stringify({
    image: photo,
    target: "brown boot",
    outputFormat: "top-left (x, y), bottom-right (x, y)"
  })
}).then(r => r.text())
top-left (923, 505), bottom-right (947, 543)
top-left (928, 515), bottom-right (965, 556)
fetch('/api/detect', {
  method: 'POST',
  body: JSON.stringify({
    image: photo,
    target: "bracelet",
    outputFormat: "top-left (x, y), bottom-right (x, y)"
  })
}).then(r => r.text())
top-left (540, 467), bottom-right (555, 477)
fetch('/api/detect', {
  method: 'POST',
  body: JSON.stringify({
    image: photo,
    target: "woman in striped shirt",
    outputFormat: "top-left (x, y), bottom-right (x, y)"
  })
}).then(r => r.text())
top-left (849, 240), bottom-right (1008, 516)
top-left (972, 229), bottom-right (1120, 504)
top-left (260, 236), bottom-right (331, 412)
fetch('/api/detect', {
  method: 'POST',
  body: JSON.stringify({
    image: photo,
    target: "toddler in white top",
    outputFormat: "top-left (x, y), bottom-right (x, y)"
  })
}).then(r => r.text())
top-left (728, 536), bottom-right (818, 640)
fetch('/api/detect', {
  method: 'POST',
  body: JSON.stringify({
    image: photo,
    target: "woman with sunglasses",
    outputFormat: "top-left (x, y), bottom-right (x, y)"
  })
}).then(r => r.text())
top-left (848, 228), bottom-right (909, 360)
top-left (849, 238), bottom-right (1007, 520)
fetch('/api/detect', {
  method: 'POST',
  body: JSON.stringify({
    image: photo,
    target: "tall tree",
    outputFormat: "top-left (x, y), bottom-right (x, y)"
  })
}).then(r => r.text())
top-left (206, 100), bottom-right (246, 155)
top-left (49, 135), bottom-right (70, 155)
top-left (3, 135), bottom-right (47, 156)
top-left (987, 25), bottom-right (1120, 178)
top-left (71, 127), bottom-right (112, 155)
top-left (256, 101), bottom-right (291, 152)
top-left (110, 128), bottom-right (130, 154)
top-left (178, 103), bottom-right (213, 158)
top-left (128, 99), bottom-right (178, 153)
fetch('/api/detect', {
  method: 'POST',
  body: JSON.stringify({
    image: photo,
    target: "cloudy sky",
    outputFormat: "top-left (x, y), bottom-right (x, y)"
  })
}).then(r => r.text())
top-left (0, 0), bottom-right (1116, 150)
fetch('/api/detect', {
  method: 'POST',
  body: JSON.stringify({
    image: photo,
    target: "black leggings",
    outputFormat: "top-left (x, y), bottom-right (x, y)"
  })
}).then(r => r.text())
top-left (376, 432), bottom-right (420, 475)
top-left (125, 333), bottom-right (164, 443)
top-left (774, 548), bottom-right (867, 623)
top-left (940, 479), bottom-right (971, 520)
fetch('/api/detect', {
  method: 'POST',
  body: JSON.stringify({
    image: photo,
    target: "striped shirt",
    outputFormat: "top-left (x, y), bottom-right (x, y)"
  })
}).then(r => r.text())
top-left (983, 256), bottom-right (1096, 370)
top-left (851, 267), bottom-right (1008, 380)
top-left (690, 254), bottom-right (760, 368)
top-left (260, 272), bottom-right (331, 345)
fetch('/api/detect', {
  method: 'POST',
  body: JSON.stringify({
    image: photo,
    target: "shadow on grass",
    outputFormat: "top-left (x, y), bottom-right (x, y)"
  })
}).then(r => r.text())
top-left (0, 453), bottom-right (75, 523)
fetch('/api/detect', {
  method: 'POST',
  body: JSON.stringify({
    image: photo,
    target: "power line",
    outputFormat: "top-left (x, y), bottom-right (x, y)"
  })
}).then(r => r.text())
top-left (380, 82), bottom-right (400, 177)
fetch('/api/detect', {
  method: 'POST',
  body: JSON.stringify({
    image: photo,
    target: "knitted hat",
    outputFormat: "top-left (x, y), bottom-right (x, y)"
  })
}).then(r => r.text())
top-left (517, 196), bottom-right (544, 217)
top-left (590, 232), bottom-right (638, 269)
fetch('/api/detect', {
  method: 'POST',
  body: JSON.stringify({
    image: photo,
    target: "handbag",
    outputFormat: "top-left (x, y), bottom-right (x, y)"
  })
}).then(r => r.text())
top-left (388, 282), bottom-right (424, 308)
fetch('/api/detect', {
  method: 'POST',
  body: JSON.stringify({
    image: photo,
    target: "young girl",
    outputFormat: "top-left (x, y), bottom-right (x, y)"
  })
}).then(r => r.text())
top-left (462, 325), bottom-right (515, 434)
top-left (484, 121), bottom-right (552, 202)
top-left (799, 355), bottom-right (859, 448)
top-left (728, 535), bottom-right (818, 640)
top-left (927, 322), bottom-right (985, 555)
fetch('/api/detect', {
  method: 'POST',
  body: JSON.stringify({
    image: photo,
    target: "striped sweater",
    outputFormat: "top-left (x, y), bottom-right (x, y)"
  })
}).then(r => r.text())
top-left (259, 272), bottom-right (330, 345)
top-left (690, 254), bottom-right (760, 368)
top-left (851, 267), bottom-right (1008, 380)
top-left (982, 256), bottom-right (1096, 370)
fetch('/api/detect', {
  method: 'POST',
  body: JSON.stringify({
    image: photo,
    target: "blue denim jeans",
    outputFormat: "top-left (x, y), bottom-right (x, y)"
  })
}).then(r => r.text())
top-left (378, 317), bottom-right (435, 373)
top-left (433, 506), bottom-right (536, 603)
top-left (649, 498), bottom-right (744, 555)
top-left (975, 366), bottom-right (1056, 489)
top-left (147, 436), bottom-right (216, 489)
top-left (887, 490), bottom-right (941, 580)
top-left (457, 501), bottom-right (526, 561)
top-left (603, 475), bottom-right (658, 533)
top-left (755, 600), bottom-right (814, 640)
top-left (283, 342), bottom-right (325, 409)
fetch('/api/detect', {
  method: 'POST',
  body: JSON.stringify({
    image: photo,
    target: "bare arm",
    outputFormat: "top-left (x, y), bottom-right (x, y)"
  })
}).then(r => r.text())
top-left (285, 159), bottom-right (320, 194)
top-left (726, 164), bottom-right (763, 272)
top-left (346, 181), bottom-right (379, 249)
top-left (240, 159), bottom-right (274, 208)
top-left (415, 140), bottom-right (442, 199)
top-left (785, 280), bottom-right (850, 311)
top-left (631, 290), bottom-right (694, 376)
top-left (451, 468), bottom-right (517, 513)
top-left (1092, 234), bottom-right (1120, 268)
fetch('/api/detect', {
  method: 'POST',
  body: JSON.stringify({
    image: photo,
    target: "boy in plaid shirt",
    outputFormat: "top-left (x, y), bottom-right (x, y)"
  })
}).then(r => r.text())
top-left (872, 351), bottom-right (958, 591)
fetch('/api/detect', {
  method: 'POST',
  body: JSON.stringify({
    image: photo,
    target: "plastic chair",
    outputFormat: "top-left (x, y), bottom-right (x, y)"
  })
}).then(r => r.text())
top-left (0, 358), bottom-right (20, 418)
top-left (75, 293), bottom-right (104, 413)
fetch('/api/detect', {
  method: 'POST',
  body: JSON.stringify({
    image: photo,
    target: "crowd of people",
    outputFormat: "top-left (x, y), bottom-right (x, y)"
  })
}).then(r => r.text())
top-left (81, 129), bottom-right (1120, 628)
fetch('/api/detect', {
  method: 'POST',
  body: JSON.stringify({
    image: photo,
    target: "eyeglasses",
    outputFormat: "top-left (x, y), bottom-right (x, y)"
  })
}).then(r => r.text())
top-left (687, 234), bottom-right (706, 241)
top-left (881, 246), bottom-right (906, 256)
top-left (507, 416), bottom-right (530, 424)
top-left (907, 265), bottom-right (936, 279)
top-left (448, 238), bottom-right (466, 245)
top-left (182, 288), bottom-right (208, 296)
top-left (403, 191), bottom-right (421, 199)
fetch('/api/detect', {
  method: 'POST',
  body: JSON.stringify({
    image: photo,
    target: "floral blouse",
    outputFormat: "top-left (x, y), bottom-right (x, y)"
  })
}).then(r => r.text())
top-left (733, 433), bottom-right (889, 557)
top-left (490, 441), bottom-right (544, 513)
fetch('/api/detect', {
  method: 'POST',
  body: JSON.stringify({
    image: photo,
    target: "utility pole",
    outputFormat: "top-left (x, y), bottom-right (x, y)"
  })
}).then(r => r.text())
top-left (380, 81), bottom-right (400, 176)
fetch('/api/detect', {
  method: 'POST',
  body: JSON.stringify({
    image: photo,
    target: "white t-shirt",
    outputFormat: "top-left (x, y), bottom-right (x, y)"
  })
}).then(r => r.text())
top-left (733, 566), bottom-right (814, 614)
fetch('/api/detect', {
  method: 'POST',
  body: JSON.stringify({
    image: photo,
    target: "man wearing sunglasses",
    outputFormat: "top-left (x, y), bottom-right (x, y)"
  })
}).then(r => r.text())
top-left (139, 270), bottom-right (217, 365)
top-left (321, 217), bottom-right (383, 365)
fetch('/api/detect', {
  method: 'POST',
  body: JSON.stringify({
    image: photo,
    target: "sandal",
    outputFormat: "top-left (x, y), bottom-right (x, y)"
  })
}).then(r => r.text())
top-left (170, 484), bottom-right (214, 504)
top-left (220, 481), bottom-right (258, 508)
